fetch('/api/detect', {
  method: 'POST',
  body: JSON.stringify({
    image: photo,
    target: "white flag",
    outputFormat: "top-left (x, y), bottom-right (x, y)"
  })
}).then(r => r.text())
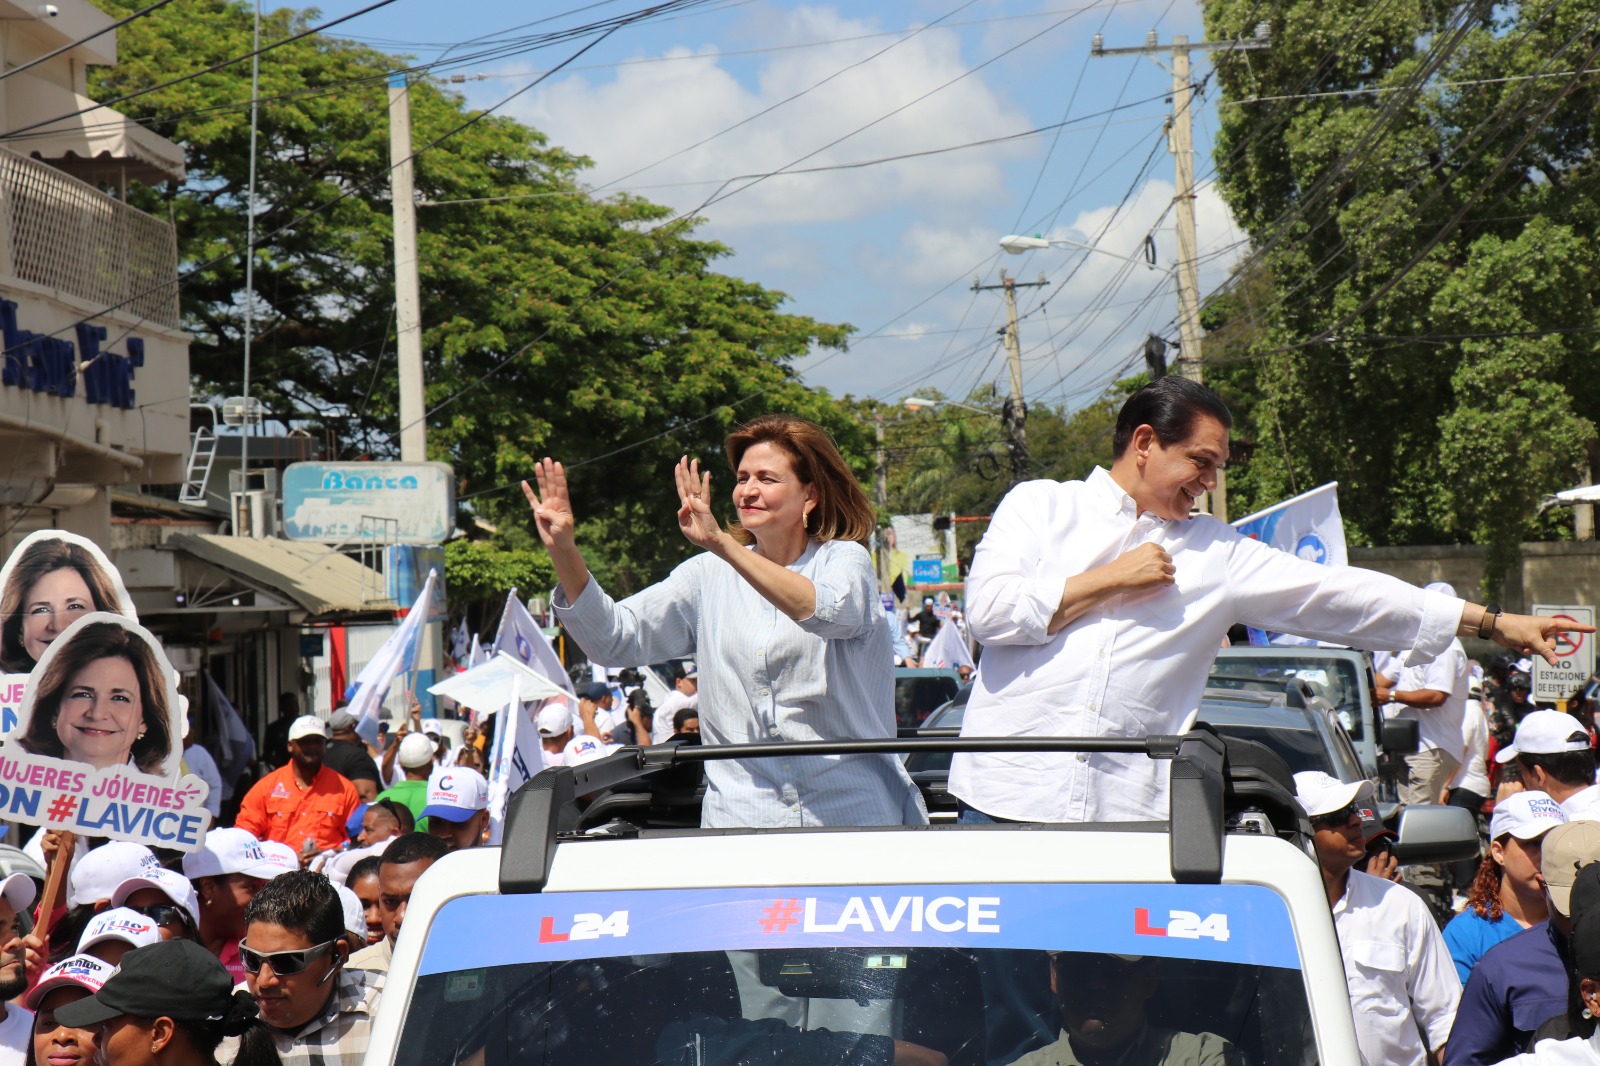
top-left (467, 633), bottom-right (486, 670)
top-left (1232, 483), bottom-right (1346, 646)
top-left (923, 618), bottom-right (975, 672)
top-left (345, 569), bottom-right (436, 743)
top-left (485, 675), bottom-right (550, 844)
top-left (449, 619), bottom-right (470, 663)
top-left (494, 588), bottom-right (575, 696)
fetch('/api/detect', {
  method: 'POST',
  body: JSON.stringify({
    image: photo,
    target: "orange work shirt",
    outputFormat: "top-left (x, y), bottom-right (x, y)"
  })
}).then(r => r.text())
top-left (234, 764), bottom-right (359, 855)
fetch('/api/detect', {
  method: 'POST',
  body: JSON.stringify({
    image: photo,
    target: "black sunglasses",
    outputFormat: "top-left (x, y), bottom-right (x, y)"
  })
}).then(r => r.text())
top-left (238, 938), bottom-right (338, 976)
top-left (1310, 801), bottom-right (1360, 828)
top-left (133, 903), bottom-right (192, 931)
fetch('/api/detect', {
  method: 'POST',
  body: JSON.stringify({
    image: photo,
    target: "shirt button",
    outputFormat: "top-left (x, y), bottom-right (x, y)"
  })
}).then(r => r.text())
top-left (1077, 754), bottom-right (1089, 763)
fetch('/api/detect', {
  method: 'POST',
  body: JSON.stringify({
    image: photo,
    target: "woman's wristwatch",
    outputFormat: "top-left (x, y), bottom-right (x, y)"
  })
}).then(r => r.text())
top-left (1478, 603), bottom-right (1503, 640)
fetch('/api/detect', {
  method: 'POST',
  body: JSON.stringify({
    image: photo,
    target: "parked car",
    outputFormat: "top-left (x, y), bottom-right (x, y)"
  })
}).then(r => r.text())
top-left (893, 666), bottom-right (963, 729)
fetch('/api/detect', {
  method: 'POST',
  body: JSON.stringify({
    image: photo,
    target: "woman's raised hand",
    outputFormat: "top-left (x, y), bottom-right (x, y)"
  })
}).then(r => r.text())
top-left (675, 456), bottom-right (724, 551)
top-left (522, 458), bottom-right (577, 549)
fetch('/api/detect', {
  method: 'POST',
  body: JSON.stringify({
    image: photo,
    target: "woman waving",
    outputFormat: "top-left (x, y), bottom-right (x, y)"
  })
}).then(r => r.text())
top-left (524, 414), bottom-right (924, 829)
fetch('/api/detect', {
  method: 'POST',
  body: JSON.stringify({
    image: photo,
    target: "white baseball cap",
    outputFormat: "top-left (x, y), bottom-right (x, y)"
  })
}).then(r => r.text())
top-left (111, 867), bottom-right (201, 929)
top-left (563, 734), bottom-right (618, 766)
top-left (24, 954), bottom-right (114, 1010)
top-left (68, 842), bottom-right (160, 908)
top-left (421, 767), bottom-right (489, 822)
top-left (180, 828), bottom-right (282, 881)
top-left (76, 908), bottom-right (161, 955)
top-left (1490, 790), bottom-right (1569, 841)
top-left (334, 883), bottom-right (368, 942)
top-left (421, 718), bottom-right (443, 736)
top-left (0, 873), bottom-right (36, 916)
top-left (398, 732), bottom-right (436, 768)
top-left (288, 715), bottom-right (330, 742)
top-left (681, 661), bottom-right (697, 679)
top-left (536, 705), bottom-right (572, 738)
top-left (258, 841), bottom-right (300, 877)
top-left (1497, 710), bottom-right (1592, 764)
top-left (1293, 771), bottom-right (1376, 820)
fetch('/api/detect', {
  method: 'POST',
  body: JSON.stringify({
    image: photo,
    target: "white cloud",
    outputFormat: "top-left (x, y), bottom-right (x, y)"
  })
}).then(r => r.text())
top-left (508, 5), bottom-right (1034, 229)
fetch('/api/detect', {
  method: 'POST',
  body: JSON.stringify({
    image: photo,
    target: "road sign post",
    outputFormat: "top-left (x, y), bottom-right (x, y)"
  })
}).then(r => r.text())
top-left (1532, 604), bottom-right (1595, 703)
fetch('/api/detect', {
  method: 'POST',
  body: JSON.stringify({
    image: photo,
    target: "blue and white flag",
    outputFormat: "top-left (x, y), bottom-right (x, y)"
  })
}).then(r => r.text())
top-left (449, 619), bottom-right (470, 664)
top-left (493, 588), bottom-right (575, 696)
top-left (1232, 484), bottom-right (1346, 646)
top-left (345, 568), bottom-right (437, 743)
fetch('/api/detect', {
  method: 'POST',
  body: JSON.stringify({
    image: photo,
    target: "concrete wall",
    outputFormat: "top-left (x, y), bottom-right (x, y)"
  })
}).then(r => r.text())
top-left (1350, 541), bottom-right (1600, 613)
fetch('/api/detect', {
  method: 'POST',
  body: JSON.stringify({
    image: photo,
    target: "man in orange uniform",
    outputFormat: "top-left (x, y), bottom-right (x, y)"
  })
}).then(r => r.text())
top-left (235, 715), bottom-right (360, 860)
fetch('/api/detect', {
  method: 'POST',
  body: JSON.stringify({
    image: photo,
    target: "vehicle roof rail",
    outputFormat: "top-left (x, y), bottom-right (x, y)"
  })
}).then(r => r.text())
top-left (499, 732), bottom-right (1234, 894)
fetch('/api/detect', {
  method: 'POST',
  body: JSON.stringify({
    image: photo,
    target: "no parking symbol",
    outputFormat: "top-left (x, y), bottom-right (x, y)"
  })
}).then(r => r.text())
top-left (1532, 604), bottom-right (1596, 703)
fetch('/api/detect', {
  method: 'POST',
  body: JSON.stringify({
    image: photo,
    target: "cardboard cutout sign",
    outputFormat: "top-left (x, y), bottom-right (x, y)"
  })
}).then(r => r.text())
top-left (2, 612), bottom-right (210, 850)
top-left (0, 531), bottom-right (138, 736)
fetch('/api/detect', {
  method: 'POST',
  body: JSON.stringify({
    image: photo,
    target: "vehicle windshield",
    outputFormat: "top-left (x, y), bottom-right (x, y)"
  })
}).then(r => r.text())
top-left (396, 883), bottom-right (1316, 1065)
top-left (1213, 654), bottom-right (1367, 734)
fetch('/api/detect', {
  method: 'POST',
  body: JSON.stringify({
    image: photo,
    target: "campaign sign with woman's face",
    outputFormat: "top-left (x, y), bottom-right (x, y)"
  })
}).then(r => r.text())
top-left (0, 531), bottom-right (138, 738)
top-left (1, 613), bottom-right (210, 852)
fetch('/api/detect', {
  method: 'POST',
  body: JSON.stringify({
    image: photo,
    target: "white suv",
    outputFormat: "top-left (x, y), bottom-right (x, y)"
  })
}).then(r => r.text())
top-left (364, 730), bottom-right (1462, 1065)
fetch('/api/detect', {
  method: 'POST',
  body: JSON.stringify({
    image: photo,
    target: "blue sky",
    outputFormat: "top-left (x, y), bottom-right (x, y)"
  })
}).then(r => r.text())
top-left (319, 0), bottom-right (1246, 412)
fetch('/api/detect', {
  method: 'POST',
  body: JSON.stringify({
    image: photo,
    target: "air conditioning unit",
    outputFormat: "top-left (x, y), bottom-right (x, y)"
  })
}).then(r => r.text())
top-left (231, 490), bottom-right (274, 539)
top-left (229, 468), bottom-right (279, 495)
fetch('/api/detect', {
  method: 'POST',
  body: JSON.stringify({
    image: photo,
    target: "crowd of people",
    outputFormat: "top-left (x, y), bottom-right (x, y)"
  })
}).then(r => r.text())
top-left (1, 378), bottom-right (1593, 1066)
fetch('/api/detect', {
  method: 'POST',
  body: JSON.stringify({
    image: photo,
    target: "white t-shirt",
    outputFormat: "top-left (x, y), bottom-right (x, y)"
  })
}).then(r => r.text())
top-left (1388, 639), bottom-right (1470, 757)
top-left (652, 689), bottom-right (699, 743)
top-left (1448, 700), bottom-right (1492, 796)
top-left (0, 1005), bottom-right (33, 1066)
top-left (184, 742), bottom-right (224, 818)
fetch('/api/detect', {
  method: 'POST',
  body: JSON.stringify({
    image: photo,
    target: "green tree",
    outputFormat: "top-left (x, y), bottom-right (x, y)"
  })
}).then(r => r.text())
top-left (1201, 0), bottom-right (1600, 594)
top-left (93, 0), bottom-right (862, 597)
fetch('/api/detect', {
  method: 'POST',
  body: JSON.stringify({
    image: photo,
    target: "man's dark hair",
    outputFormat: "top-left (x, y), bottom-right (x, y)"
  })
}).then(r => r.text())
top-left (1111, 376), bottom-right (1232, 458)
top-left (673, 707), bottom-right (699, 732)
top-left (380, 831), bottom-right (449, 869)
top-left (346, 855), bottom-right (384, 886)
top-left (1518, 750), bottom-right (1597, 789)
top-left (242, 870), bottom-right (344, 944)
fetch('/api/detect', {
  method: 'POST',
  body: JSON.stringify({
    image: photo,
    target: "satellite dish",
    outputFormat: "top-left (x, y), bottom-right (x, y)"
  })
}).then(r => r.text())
top-left (221, 396), bottom-right (264, 426)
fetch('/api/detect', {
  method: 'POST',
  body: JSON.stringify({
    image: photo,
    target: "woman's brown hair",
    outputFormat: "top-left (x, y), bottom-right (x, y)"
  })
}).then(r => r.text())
top-left (0, 538), bottom-right (124, 672)
top-left (20, 619), bottom-right (174, 775)
top-left (724, 415), bottom-right (876, 548)
top-left (1466, 844), bottom-right (1506, 921)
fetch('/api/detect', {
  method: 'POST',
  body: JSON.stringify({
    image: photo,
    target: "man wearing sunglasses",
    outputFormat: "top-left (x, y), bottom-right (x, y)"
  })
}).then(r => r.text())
top-left (1296, 771), bottom-right (1459, 1066)
top-left (240, 870), bottom-right (380, 1066)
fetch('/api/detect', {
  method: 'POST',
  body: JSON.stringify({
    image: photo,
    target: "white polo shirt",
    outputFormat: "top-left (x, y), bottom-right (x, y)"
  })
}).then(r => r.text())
top-left (1334, 871), bottom-right (1461, 1066)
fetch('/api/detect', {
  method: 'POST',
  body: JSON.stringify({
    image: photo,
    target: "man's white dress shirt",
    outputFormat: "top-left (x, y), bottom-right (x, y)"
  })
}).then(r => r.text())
top-left (1498, 1030), bottom-right (1600, 1064)
top-left (1334, 871), bottom-right (1461, 1066)
top-left (951, 469), bottom-right (1463, 822)
top-left (1560, 783), bottom-right (1600, 822)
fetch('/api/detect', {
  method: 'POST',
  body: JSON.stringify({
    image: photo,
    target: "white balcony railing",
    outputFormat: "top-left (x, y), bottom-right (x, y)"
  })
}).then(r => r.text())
top-left (0, 145), bottom-right (180, 329)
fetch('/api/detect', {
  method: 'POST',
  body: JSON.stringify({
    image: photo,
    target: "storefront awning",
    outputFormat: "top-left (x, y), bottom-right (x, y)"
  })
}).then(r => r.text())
top-left (164, 534), bottom-right (398, 618)
top-left (4, 72), bottom-right (185, 185)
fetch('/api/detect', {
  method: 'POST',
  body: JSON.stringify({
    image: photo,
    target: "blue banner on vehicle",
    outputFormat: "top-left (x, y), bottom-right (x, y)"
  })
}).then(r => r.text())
top-left (416, 883), bottom-right (1301, 975)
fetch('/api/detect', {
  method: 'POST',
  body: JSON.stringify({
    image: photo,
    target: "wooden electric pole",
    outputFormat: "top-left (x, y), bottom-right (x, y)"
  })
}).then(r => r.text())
top-left (972, 270), bottom-right (1049, 484)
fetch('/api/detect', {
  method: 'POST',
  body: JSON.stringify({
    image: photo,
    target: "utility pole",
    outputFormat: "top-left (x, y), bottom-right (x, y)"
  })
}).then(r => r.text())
top-left (972, 270), bottom-right (1049, 484)
top-left (875, 411), bottom-right (890, 594)
top-left (1093, 24), bottom-right (1270, 520)
top-left (388, 72), bottom-right (426, 463)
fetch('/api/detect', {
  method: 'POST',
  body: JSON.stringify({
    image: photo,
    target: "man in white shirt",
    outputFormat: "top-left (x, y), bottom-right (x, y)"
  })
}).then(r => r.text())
top-left (1378, 590), bottom-right (1472, 806)
top-left (652, 662), bottom-right (700, 744)
top-left (951, 376), bottom-right (1586, 823)
top-left (1495, 710), bottom-right (1600, 820)
top-left (1297, 771), bottom-right (1459, 1066)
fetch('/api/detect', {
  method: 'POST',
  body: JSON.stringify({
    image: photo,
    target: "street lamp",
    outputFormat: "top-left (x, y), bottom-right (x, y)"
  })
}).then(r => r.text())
top-left (998, 233), bottom-right (1158, 270)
